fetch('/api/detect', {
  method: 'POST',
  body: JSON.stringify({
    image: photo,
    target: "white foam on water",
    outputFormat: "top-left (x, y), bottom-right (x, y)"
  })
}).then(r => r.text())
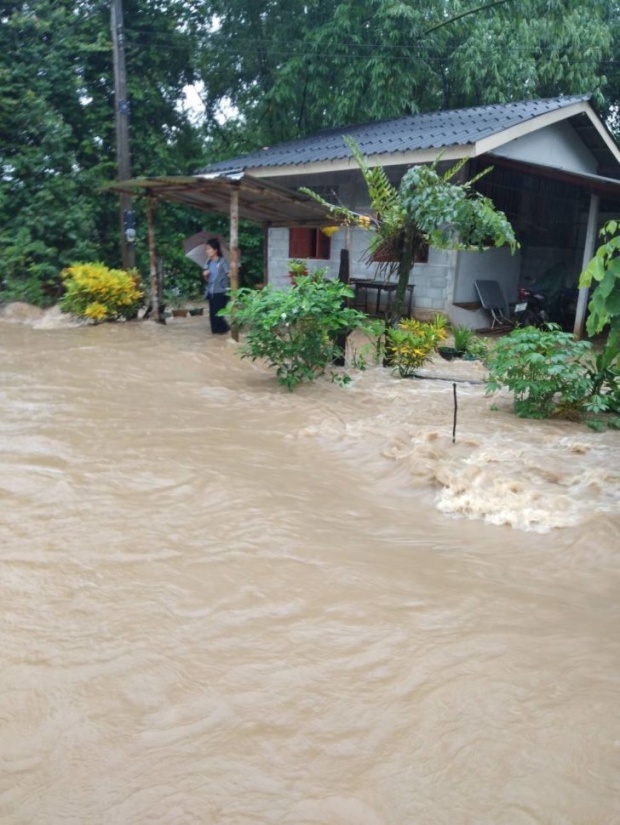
top-left (0, 302), bottom-right (84, 328)
top-left (303, 366), bottom-right (620, 533)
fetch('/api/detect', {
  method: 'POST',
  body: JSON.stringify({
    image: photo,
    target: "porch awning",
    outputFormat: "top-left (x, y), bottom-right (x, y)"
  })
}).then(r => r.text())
top-left (105, 171), bottom-right (336, 227)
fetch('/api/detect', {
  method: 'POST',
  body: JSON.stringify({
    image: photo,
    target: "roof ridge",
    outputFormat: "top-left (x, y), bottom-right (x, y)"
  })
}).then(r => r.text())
top-left (311, 93), bottom-right (593, 138)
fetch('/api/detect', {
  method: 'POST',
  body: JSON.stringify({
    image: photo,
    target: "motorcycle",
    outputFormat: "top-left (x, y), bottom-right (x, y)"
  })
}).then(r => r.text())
top-left (513, 286), bottom-right (550, 328)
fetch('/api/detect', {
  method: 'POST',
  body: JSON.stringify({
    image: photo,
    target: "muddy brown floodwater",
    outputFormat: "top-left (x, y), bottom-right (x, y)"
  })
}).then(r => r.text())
top-left (1, 305), bottom-right (619, 825)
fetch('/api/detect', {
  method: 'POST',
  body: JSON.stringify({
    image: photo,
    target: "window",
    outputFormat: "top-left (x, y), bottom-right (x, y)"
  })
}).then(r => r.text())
top-left (289, 228), bottom-right (331, 260)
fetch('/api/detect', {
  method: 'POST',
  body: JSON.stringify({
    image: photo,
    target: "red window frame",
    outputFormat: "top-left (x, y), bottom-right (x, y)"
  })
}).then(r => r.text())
top-left (289, 228), bottom-right (331, 260)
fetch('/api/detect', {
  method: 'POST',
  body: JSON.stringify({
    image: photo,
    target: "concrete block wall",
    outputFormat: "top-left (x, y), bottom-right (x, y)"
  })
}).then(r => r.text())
top-left (263, 166), bottom-right (457, 314)
top-left (267, 228), bottom-right (341, 289)
top-left (267, 225), bottom-right (457, 315)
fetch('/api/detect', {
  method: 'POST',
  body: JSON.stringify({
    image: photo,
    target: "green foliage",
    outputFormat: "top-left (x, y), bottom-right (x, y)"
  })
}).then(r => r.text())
top-left (0, 0), bottom-right (205, 306)
top-left (579, 220), bottom-right (620, 338)
top-left (342, 138), bottom-right (407, 259)
top-left (197, 0), bottom-right (616, 147)
top-left (303, 142), bottom-right (517, 322)
top-left (486, 325), bottom-right (600, 420)
top-left (581, 340), bottom-right (620, 415)
top-left (463, 335), bottom-right (490, 362)
top-left (3, 0), bottom-right (618, 310)
top-left (452, 325), bottom-right (474, 353)
top-left (288, 259), bottom-right (310, 283)
top-left (225, 272), bottom-right (371, 390)
top-left (386, 317), bottom-right (448, 377)
top-left (579, 220), bottom-right (620, 417)
top-left (60, 262), bottom-right (143, 322)
top-left (452, 325), bottom-right (489, 360)
top-left (399, 158), bottom-right (518, 253)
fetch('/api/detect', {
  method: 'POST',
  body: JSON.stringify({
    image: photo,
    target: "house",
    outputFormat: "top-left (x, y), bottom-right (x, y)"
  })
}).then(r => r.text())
top-left (200, 94), bottom-right (620, 328)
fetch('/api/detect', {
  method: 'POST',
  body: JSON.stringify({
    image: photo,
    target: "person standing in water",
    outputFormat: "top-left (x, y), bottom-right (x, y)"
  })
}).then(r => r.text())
top-left (202, 238), bottom-right (230, 335)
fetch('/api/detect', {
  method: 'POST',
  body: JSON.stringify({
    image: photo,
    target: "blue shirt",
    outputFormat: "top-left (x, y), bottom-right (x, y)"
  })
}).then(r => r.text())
top-left (206, 259), bottom-right (219, 297)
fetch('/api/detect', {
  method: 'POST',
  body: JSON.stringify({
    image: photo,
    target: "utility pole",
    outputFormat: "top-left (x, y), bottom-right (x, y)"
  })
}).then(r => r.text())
top-left (111, 0), bottom-right (136, 270)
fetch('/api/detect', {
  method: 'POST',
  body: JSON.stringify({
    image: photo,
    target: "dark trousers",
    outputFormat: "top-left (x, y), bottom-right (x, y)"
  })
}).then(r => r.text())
top-left (208, 292), bottom-right (230, 334)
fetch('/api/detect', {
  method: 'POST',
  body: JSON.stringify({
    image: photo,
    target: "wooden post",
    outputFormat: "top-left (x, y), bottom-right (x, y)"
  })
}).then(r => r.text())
top-left (345, 224), bottom-right (352, 254)
top-left (574, 193), bottom-right (600, 339)
top-left (147, 195), bottom-right (161, 322)
top-left (338, 248), bottom-right (350, 284)
top-left (229, 186), bottom-right (240, 341)
top-left (262, 223), bottom-right (269, 285)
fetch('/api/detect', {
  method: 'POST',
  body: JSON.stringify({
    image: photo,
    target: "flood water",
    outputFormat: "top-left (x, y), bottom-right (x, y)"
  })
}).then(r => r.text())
top-left (1, 307), bottom-right (619, 824)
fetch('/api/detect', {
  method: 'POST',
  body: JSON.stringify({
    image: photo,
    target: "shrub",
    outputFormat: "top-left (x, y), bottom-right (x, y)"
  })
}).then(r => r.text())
top-left (225, 271), bottom-right (372, 390)
top-left (386, 316), bottom-right (448, 377)
top-left (452, 325), bottom-right (473, 353)
top-left (60, 262), bottom-right (143, 321)
top-left (486, 325), bottom-right (594, 419)
top-left (579, 219), bottom-right (620, 416)
top-left (582, 342), bottom-right (620, 415)
top-left (288, 259), bottom-right (310, 284)
top-left (463, 334), bottom-right (489, 361)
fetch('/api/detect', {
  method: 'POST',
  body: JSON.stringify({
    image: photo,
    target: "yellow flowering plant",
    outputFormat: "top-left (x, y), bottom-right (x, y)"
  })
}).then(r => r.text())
top-left (60, 262), bottom-right (143, 322)
top-left (386, 316), bottom-right (448, 377)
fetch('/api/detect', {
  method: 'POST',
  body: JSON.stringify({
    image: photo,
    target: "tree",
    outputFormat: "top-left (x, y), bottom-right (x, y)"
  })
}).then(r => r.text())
top-left (0, 0), bottom-right (205, 304)
top-left (578, 221), bottom-right (620, 417)
top-left (303, 139), bottom-right (517, 323)
top-left (196, 0), bottom-right (617, 148)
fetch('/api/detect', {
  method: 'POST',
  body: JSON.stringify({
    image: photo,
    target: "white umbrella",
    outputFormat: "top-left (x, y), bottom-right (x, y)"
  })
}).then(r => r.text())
top-left (183, 231), bottom-right (231, 269)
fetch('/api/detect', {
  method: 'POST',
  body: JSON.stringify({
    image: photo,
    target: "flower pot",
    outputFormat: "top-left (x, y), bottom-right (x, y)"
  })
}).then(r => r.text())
top-left (171, 309), bottom-right (188, 318)
top-left (438, 346), bottom-right (461, 361)
top-left (188, 307), bottom-right (204, 316)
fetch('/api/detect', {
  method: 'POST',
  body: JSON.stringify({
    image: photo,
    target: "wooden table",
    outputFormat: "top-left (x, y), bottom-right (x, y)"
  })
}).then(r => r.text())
top-left (351, 279), bottom-right (415, 318)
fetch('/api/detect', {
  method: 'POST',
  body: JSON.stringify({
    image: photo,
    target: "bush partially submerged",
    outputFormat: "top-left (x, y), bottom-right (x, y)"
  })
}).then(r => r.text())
top-left (61, 262), bottom-right (143, 322)
top-left (225, 272), bottom-right (374, 390)
top-left (486, 324), bottom-right (620, 421)
top-left (386, 316), bottom-right (448, 377)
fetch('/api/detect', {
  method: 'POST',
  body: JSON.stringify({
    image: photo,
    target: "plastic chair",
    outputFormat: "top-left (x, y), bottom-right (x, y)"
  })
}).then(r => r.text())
top-left (474, 280), bottom-right (513, 329)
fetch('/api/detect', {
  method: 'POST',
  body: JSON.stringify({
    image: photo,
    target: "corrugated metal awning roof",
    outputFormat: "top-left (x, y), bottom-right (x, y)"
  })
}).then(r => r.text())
top-left (105, 172), bottom-right (336, 227)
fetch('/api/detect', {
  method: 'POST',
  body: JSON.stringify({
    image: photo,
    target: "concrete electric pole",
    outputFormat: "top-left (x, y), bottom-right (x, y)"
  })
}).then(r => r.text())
top-left (111, 0), bottom-right (136, 270)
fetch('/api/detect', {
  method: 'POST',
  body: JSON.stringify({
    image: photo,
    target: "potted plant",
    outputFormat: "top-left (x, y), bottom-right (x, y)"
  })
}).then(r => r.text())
top-left (438, 345), bottom-right (460, 360)
top-left (288, 259), bottom-right (310, 284)
top-left (163, 288), bottom-right (188, 317)
top-left (453, 325), bottom-right (474, 356)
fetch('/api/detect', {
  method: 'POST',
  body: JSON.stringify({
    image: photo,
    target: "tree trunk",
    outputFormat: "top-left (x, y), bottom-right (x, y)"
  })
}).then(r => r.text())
top-left (390, 223), bottom-right (415, 326)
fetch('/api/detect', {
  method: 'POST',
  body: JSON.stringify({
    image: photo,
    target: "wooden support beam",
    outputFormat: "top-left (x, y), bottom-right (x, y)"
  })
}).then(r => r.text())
top-left (147, 195), bottom-right (162, 322)
top-left (574, 193), bottom-right (599, 339)
top-left (263, 223), bottom-right (270, 285)
top-left (229, 186), bottom-right (240, 341)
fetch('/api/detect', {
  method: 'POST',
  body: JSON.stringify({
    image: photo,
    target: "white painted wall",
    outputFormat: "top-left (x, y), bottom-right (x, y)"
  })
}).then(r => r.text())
top-left (453, 246), bottom-right (522, 304)
top-left (490, 121), bottom-right (598, 174)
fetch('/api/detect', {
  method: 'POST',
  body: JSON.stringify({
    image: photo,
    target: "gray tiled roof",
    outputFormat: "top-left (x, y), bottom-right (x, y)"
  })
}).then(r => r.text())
top-left (199, 95), bottom-right (591, 173)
